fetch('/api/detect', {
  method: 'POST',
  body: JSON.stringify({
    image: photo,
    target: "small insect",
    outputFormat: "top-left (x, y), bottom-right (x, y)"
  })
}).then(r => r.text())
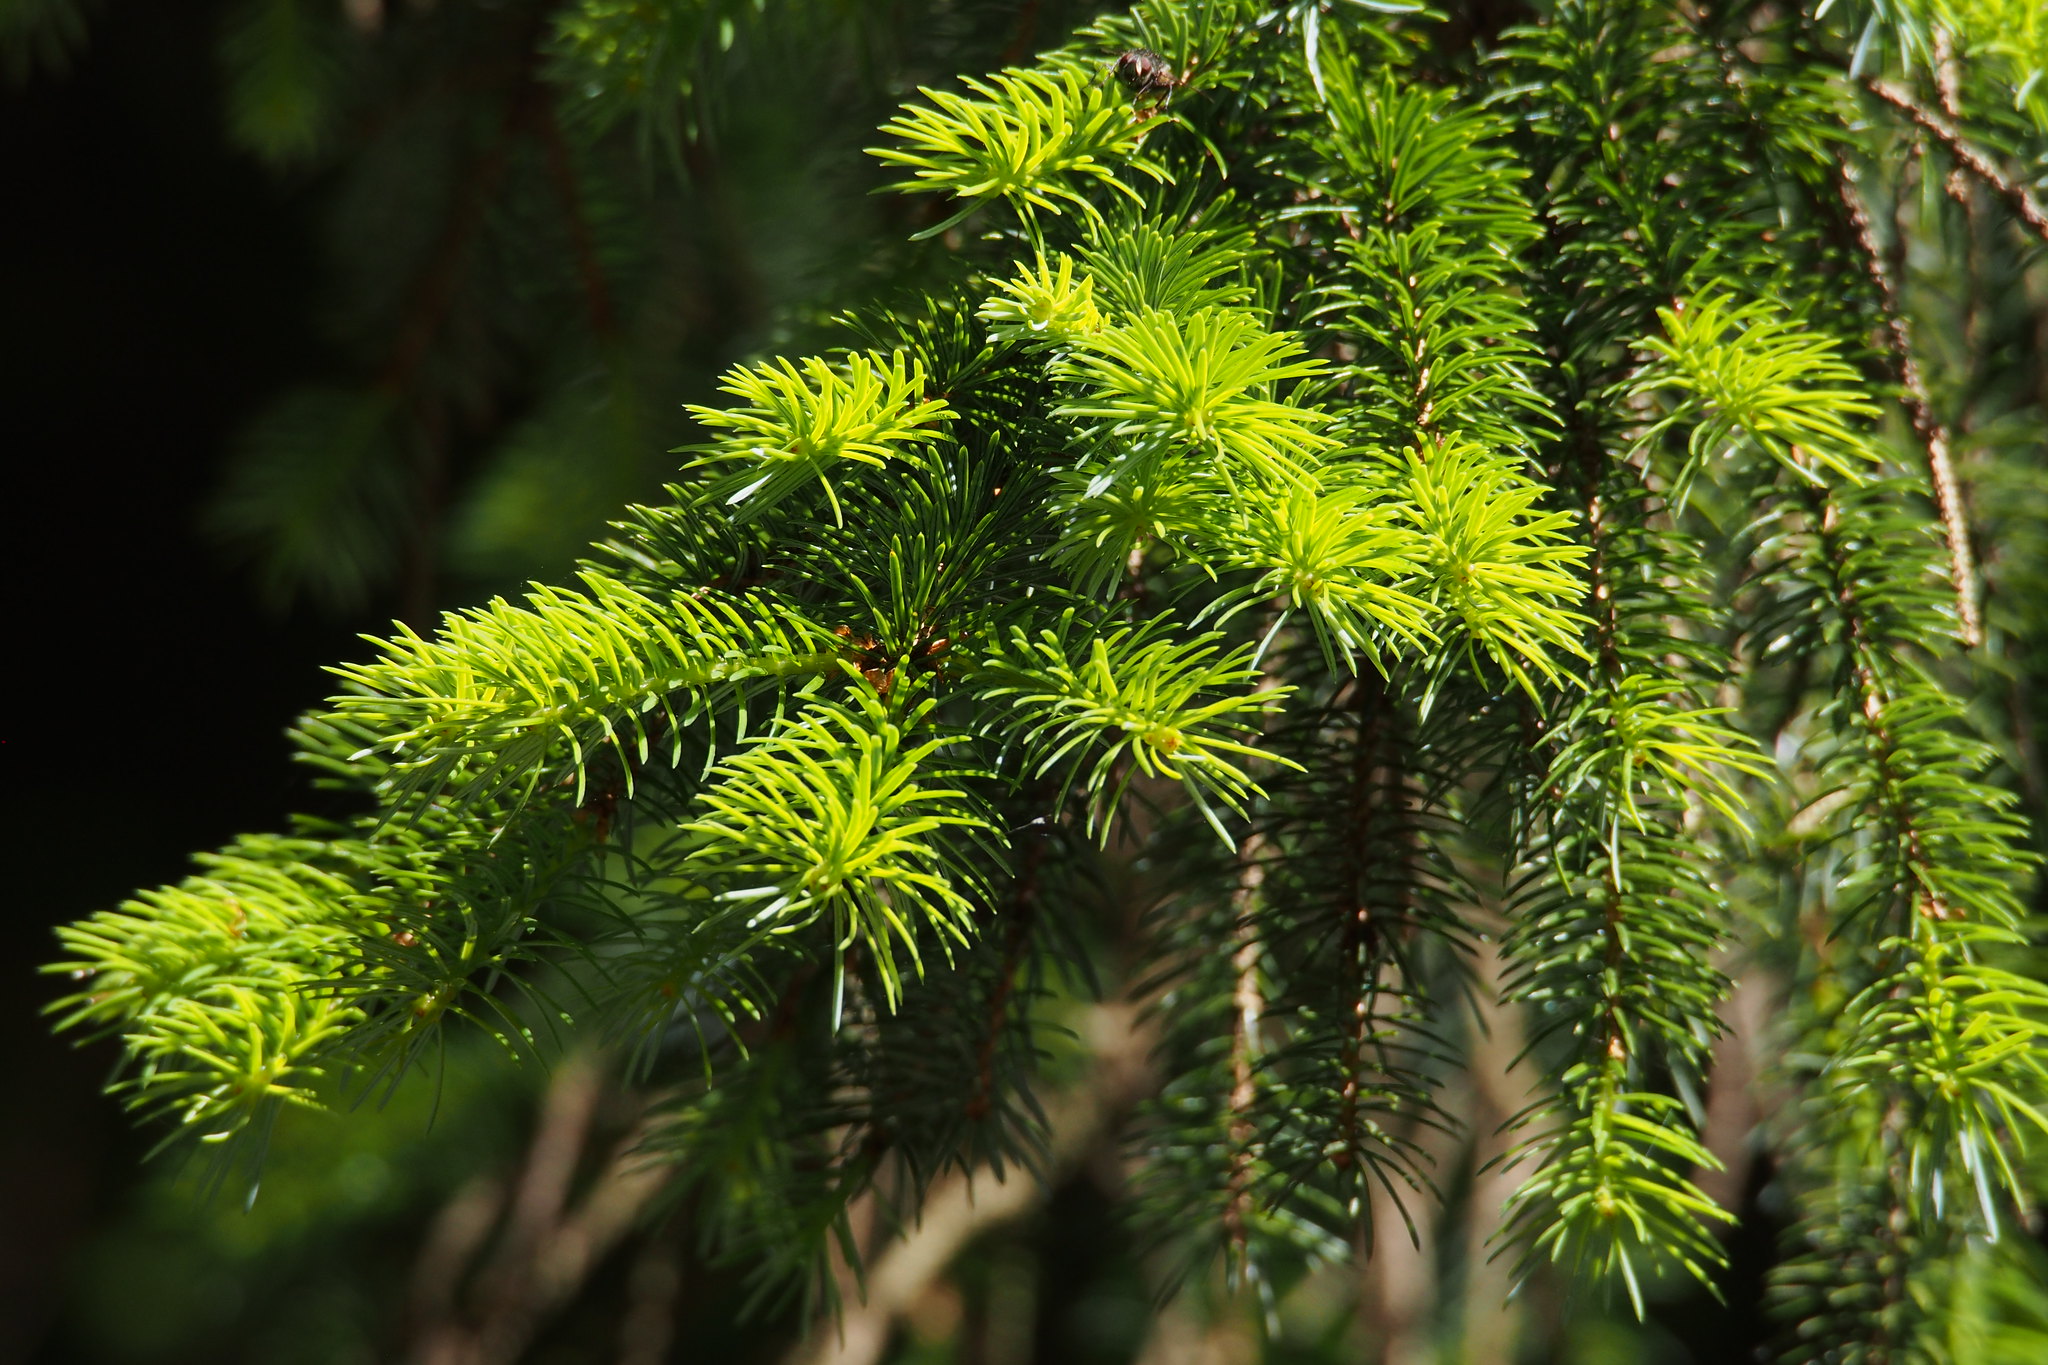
top-left (1113, 48), bottom-right (1184, 118)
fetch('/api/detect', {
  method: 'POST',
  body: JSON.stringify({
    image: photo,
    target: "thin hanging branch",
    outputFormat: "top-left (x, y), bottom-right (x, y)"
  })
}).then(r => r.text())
top-left (1222, 834), bottom-right (1268, 1270)
top-left (964, 826), bottom-right (1048, 1126)
top-left (1864, 79), bottom-right (2048, 244)
top-left (537, 95), bottom-right (622, 341)
top-left (1833, 164), bottom-right (1984, 648)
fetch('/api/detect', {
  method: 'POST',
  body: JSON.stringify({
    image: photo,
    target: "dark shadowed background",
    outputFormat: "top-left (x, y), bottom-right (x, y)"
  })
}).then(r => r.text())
top-left (3, 4), bottom-right (367, 1356)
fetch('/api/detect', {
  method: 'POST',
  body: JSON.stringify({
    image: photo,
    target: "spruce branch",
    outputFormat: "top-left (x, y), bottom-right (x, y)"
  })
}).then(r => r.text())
top-left (1491, 0), bottom-right (1771, 1302)
top-left (1864, 77), bottom-right (2048, 244)
top-left (870, 66), bottom-right (1167, 239)
top-left (683, 352), bottom-right (955, 524)
top-left (1832, 161), bottom-right (1984, 648)
top-left (978, 252), bottom-right (1106, 350)
top-left (1247, 664), bottom-right (1463, 1264)
top-left (1221, 833), bottom-right (1268, 1276)
top-left (46, 843), bottom-right (363, 1101)
top-left (1055, 306), bottom-right (1338, 484)
top-left (47, 0), bottom-right (2048, 1350)
top-left (1206, 478), bottom-right (1435, 674)
top-left (1330, 671), bottom-right (1429, 1257)
top-left (1638, 293), bottom-right (1885, 491)
top-left (1726, 411), bottom-right (2040, 1360)
top-left (1399, 440), bottom-right (1590, 694)
top-left (325, 571), bottom-right (837, 811)
top-left (678, 686), bottom-right (1002, 1012)
top-left (1078, 217), bottom-right (1257, 319)
top-left (978, 614), bottom-right (1295, 842)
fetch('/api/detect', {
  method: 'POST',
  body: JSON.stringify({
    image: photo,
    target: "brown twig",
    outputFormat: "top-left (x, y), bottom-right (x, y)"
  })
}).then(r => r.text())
top-left (1864, 79), bottom-right (2048, 244)
top-left (615, 1233), bottom-right (682, 1365)
top-left (783, 1004), bottom-right (1158, 1365)
top-left (1814, 488), bottom-right (1954, 923)
top-left (1932, 30), bottom-right (1964, 122)
top-left (1338, 670), bottom-right (1391, 1257)
top-left (1707, 26), bottom-right (1982, 651)
top-left (1834, 165), bottom-right (1983, 648)
top-left (501, 1051), bottom-right (605, 1251)
top-left (407, 1176), bottom-right (508, 1334)
top-left (966, 826), bottom-right (1048, 1125)
top-left (405, 1055), bottom-right (675, 1365)
top-left (1221, 835), bottom-right (1268, 1269)
top-left (1701, 32), bottom-right (1972, 652)
top-left (996, 0), bottom-right (1044, 66)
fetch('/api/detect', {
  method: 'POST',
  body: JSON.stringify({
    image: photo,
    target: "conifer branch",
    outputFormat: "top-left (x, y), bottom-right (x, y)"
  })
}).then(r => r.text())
top-left (48, 0), bottom-right (2048, 1350)
top-left (1864, 78), bottom-right (2048, 244)
top-left (962, 837), bottom-right (1041, 1128)
top-left (1221, 835), bottom-right (1267, 1273)
top-left (1833, 162), bottom-right (1984, 648)
top-left (1336, 672), bottom-right (1391, 1253)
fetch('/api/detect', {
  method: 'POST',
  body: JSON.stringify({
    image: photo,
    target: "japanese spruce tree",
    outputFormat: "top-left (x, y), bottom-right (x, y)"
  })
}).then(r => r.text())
top-left (38, 0), bottom-right (2048, 1357)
